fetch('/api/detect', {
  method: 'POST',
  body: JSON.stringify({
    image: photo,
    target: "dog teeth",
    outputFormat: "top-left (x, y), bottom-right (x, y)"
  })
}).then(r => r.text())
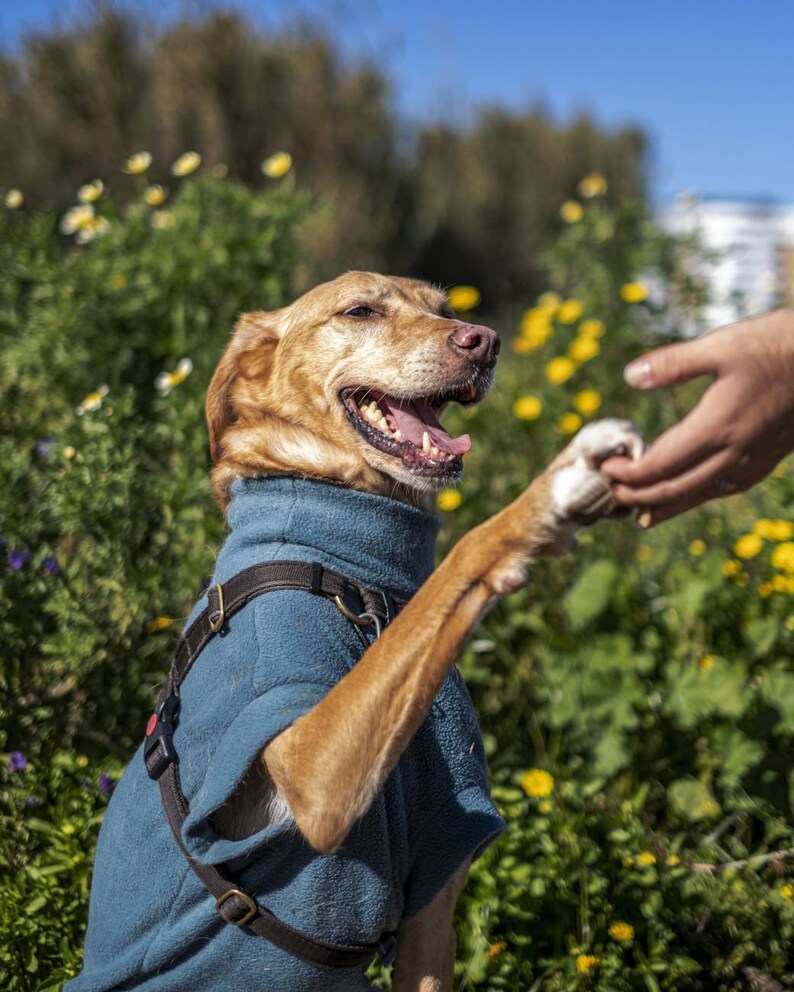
top-left (431, 445), bottom-right (440, 457)
top-left (422, 431), bottom-right (431, 453)
top-left (394, 429), bottom-right (402, 441)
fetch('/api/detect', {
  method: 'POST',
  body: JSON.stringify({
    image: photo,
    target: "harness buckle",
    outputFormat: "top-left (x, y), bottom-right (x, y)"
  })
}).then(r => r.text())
top-left (143, 694), bottom-right (180, 781)
top-left (208, 582), bottom-right (226, 633)
top-left (332, 595), bottom-right (383, 639)
top-left (216, 888), bottom-right (257, 926)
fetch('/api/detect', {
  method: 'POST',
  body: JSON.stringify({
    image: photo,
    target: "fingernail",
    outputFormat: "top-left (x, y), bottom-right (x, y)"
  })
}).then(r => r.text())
top-left (637, 509), bottom-right (653, 529)
top-left (624, 359), bottom-right (653, 389)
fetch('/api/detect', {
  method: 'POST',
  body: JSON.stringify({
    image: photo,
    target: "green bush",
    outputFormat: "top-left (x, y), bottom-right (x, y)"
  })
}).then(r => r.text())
top-left (2, 169), bottom-right (794, 991)
top-left (0, 169), bottom-right (308, 987)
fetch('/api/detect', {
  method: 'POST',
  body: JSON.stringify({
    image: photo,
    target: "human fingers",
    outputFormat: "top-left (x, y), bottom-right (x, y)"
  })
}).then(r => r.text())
top-left (634, 490), bottom-right (716, 528)
top-left (601, 391), bottom-right (726, 487)
top-left (608, 447), bottom-right (736, 508)
top-left (623, 335), bottom-right (718, 390)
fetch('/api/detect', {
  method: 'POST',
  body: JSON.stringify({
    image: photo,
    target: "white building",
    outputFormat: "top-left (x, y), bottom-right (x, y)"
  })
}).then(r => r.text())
top-left (658, 195), bottom-right (794, 333)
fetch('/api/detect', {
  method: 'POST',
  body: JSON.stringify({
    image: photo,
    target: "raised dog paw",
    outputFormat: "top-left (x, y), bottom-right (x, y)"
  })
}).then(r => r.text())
top-left (551, 418), bottom-right (644, 525)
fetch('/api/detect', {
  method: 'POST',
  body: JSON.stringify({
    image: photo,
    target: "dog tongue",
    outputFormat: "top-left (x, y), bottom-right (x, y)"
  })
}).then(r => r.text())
top-left (378, 396), bottom-right (472, 456)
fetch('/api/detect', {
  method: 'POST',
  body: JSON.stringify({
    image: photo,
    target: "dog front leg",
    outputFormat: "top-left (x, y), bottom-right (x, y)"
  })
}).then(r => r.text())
top-left (264, 419), bottom-right (643, 853)
top-left (392, 859), bottom-right (471, 992)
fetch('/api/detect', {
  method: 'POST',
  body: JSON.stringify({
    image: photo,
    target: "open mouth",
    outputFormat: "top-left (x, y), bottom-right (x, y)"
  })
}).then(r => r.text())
top-left (340, 378), bottom-right (487, 478)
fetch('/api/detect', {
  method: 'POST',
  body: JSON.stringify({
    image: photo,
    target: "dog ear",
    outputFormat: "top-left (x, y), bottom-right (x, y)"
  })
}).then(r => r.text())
top-left (206, 311), bottom-right (282, 462)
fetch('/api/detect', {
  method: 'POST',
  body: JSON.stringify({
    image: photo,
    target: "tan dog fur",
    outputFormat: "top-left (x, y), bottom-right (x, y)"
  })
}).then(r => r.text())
top-left (206, 271), bottom-right (641, 990)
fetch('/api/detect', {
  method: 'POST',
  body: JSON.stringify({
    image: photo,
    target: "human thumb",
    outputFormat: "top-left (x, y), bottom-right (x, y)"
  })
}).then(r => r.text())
top-left (624, 339), bottom-right (713, 390)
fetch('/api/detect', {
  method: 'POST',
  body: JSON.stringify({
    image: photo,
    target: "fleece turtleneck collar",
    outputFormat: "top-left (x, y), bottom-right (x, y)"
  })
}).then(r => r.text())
top-left (214, 476), bottom-right (440, 601)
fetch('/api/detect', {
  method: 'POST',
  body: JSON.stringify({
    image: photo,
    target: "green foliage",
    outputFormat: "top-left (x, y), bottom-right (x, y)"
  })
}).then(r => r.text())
top-left (0, 5), bottom-right (646, 305)
top-left (2, 167), bottom-right (794, 992)
top-left (0, 173), bottom-right (307, 988)
top-left (431, 188), bottom-right (794, 990)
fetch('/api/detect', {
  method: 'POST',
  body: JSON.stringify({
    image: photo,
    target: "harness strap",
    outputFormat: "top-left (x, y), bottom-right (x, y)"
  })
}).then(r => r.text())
top-left (143, 560), bottom-right (402, 970)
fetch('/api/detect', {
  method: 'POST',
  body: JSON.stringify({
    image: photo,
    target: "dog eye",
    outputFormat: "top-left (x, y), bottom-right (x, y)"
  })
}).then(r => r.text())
top-left (343, 306), bottom-right (378, 318)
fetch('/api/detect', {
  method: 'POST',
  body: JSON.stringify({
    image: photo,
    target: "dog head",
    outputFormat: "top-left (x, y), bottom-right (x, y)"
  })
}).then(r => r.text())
top-left (206, 271), bottom-right (500, 510)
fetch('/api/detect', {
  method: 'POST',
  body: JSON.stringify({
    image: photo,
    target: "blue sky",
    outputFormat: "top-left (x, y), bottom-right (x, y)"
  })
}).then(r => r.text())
top-left (3, 0), bottom-right (793, 204)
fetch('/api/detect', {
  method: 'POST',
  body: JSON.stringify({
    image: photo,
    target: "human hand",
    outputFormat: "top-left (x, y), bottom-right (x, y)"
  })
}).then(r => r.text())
top-left (601, 308), bottom-right (794, 527)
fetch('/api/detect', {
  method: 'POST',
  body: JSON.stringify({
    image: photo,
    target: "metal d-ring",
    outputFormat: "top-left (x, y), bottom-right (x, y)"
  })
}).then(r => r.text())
top-left (332, 595), bottom-right (383, 639)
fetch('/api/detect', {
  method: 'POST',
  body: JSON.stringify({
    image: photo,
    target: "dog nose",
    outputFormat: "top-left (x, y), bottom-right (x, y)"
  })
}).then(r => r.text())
top-left (448, 322), bottom-right (501, 363)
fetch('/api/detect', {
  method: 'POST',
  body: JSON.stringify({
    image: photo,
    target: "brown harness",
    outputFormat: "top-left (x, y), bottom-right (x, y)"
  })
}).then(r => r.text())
top-left (143, 560), bottom-right (402, 969)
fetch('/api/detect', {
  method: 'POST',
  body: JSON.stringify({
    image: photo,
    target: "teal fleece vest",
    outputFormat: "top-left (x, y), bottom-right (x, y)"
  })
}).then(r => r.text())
top-left (67, 477), bottom-right (504, 991)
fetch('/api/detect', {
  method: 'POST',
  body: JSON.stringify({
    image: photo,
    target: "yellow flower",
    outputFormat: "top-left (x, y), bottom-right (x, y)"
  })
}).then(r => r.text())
top-left (734, 534), bottom-right (763, 559)
top-left (171, 151), bottom-right (202, 177)
top-left (61, 822), bottom-right (76, 835)
top-left (620, 282), bottom-right (648, 304)
top-left (557, 299), bottom-right (583, 324)
top-left (76, 755), bottom-right (89, 768)
top-left (546, 356), bottom-right (577, 384)
top-left (447, 285), bottom-right (481, 312)
top-left (521, 306), bottom-right (553, 337)
top-left (699, 654), bottom-right (716, 671)
top-left (4, 188), bottom-right (23, 209)
top-left (437, 489), bottom-right (463, 512)
top-left (78, 180), bottom-right (104, 203)
top-left (143, 184), bottom-right (167, 206)
top-left (781, 884), bottom-right (794, 900)
top-left (560, 200), bottom-right (583, 223)
top-left (722, 559), bottom-right (741, 577)
top-left (538, 799), bottom-right (553, 814)
top-left (772, 542), bottom-right (794, 574)
top-left (261, 151), bottom-right (293, 178)
top-left (568, 336), bottom-right (600, 363)
top-left (666, 854), bottom-right (681, 866)
top-left (211, 163), bottom-right (228, 179)
top-left (75, 215), bottom-right (110, 244)
top-left (488, 941), bottom-right (507, 959)
top-left (759, 581), bottom-right (774, 599)
top-left (609, 922), bottom-right (634, 942)
top-left (537, 292), bottom-right (561, 311)
top-left (151, 209), bottom-right (176, 230)
top-left (636, 851), bottom-right (656, 866)
top-left (519, 320), bottom-right (553, 351)
top-left (155, 358), bottom-right (193, 394)
top-left (513, 337), bottom-right (535, 354)
top-left (63, 445), bottom-right (76, 460)
top-left (519, 768), bottom-right (554, 798)
top-left (636, 544), bottom-right (652, 562)
top-left (576, 954), bottom-right (599, 974)
top-left (60, 204), bottom-right (95, 235)
top-left (124, 151), bottom-right (152, 174)
top-left (109, 273), bottom-right (126, 291)
top-left (556, 412), bottom-right (583, 435)
top-left (579, 172), bottom-right (607, 198)
top-left (754, 519), bottom-right (794, 541)
top-left (148, 616), bottom-right (173, 633)
top-left (579, 318), bottom-right (605, 338)
top-left (513, 395), bottom-right (543, 420)
top-left (573, 390), bottom-right (602, 416)
top-left (77, 385), bottom-right (109, 416)
top-left (689, 539), bottom-right (706, 556)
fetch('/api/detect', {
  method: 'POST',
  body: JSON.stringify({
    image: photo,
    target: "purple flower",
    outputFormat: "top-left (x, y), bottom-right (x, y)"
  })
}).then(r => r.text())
top-left (43, 555), bottom-right (59, 576)
top-left (36, 435), bottom-right (58, 458)
top-left (9, 751), bottom-right (27, 772)
top-left (8, 549), bottom-right (32, 570)
top-left (25, 796), bottom-right (42, 809)
top-left (98, 772), bottom-right (115, 795)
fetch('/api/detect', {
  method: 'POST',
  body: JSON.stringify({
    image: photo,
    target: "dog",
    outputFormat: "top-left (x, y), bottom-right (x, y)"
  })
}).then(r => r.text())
top-left (69, 271), bottom-right (641, 992)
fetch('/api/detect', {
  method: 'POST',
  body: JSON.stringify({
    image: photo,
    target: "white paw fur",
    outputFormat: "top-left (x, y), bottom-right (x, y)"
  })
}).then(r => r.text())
top-left (551, 418), bottom-right (643, 522)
